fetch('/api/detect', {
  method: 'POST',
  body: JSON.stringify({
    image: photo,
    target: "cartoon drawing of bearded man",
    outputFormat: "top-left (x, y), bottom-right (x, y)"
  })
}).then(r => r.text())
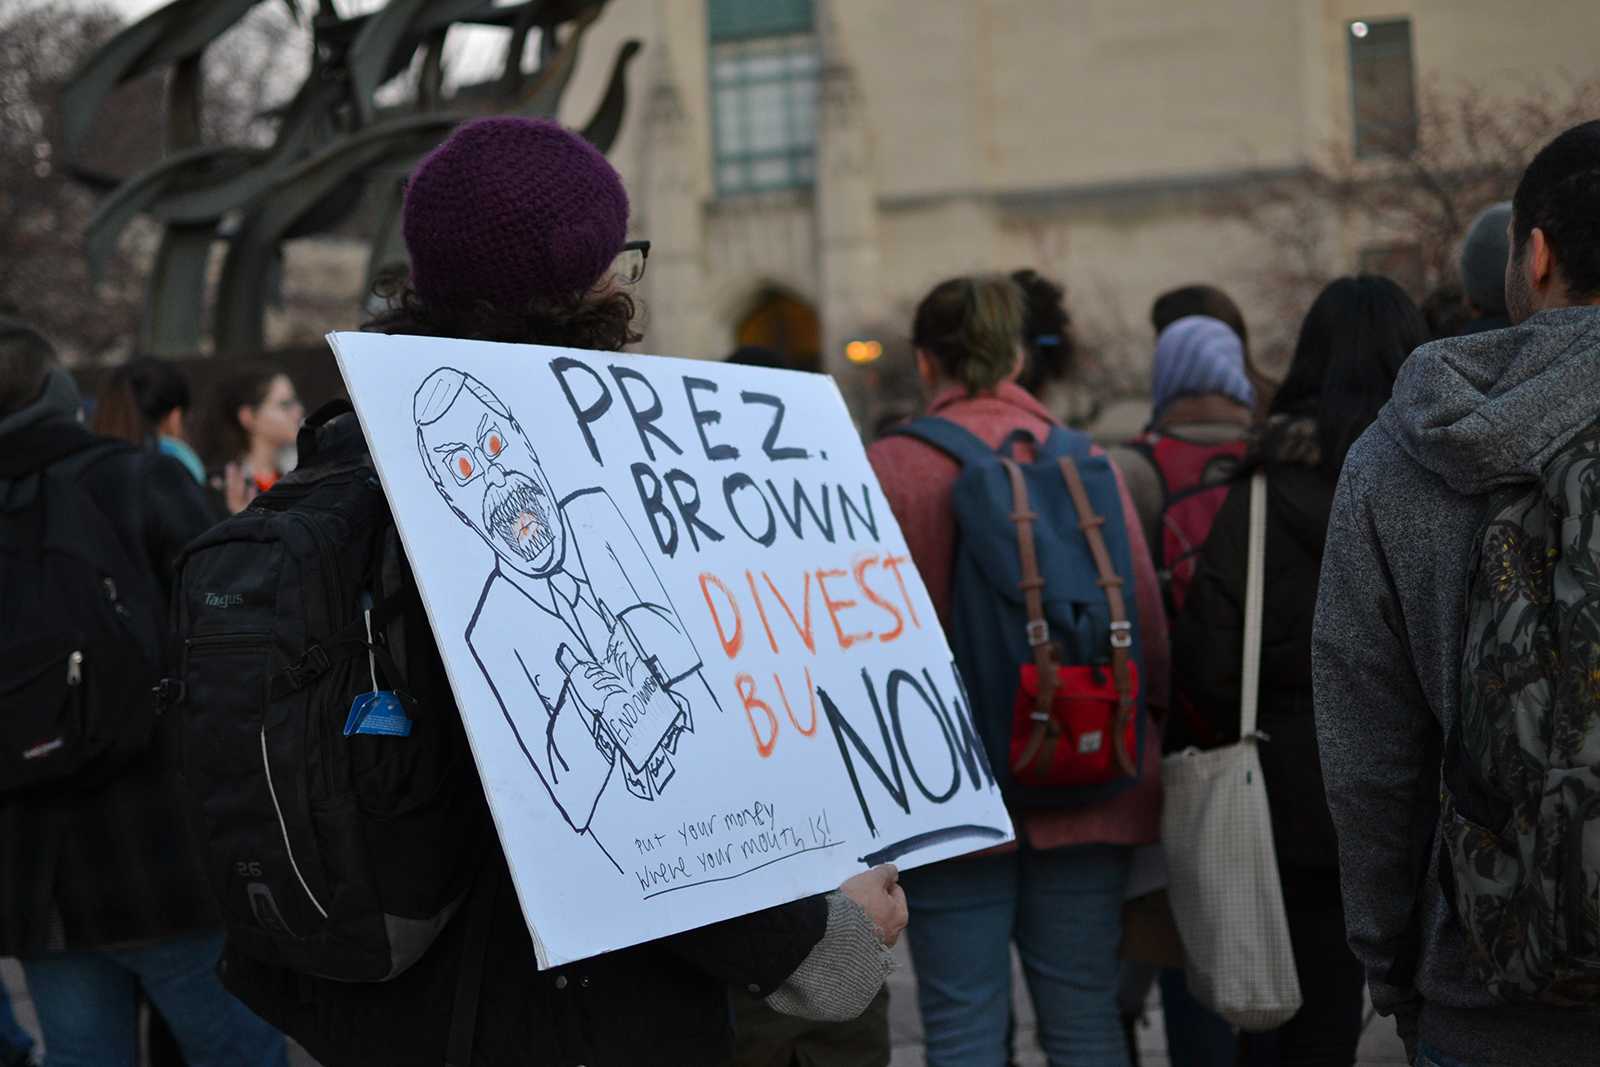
top-left (414, 367), bottom-right (710, 860)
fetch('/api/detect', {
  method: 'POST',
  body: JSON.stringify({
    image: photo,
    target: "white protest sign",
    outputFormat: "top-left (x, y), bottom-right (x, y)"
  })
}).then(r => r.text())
top-left (329, 332), bottom-right (1013, 967)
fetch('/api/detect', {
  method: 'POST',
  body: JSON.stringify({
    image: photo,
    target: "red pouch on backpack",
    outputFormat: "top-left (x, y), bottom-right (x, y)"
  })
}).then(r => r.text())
top-left (1010, 661), bottom-right (1140, 788)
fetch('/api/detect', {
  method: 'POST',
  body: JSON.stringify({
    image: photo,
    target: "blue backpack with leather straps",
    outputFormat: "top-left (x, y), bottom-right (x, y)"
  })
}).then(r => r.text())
top-left (890, 417), bottom-right (1146, 808)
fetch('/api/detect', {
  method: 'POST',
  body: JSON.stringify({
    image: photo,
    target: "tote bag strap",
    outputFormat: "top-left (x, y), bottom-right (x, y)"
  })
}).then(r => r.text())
top-left (1240, 470), bottom-right (1267, 740)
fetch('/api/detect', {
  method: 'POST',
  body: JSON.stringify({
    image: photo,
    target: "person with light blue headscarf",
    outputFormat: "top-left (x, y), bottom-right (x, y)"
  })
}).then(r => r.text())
top-left (1108, 314), bottom-right (1256, 554)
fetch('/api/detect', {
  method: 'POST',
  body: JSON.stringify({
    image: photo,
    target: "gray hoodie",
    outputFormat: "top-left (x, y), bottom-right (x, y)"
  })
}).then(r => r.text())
top-left (1313, 305), bottom-right (1600, 1064)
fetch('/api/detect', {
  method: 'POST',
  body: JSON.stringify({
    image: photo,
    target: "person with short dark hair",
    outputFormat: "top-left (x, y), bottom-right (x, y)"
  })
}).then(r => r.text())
top-left (92, 356), bottom-right (206, 485)
top-left (0, 323), bottom-right (285, 1067)
top-left (1149, 284), bottom-right (1250, 355)
top-left (1314, 121), bottom-right (1600, 1065)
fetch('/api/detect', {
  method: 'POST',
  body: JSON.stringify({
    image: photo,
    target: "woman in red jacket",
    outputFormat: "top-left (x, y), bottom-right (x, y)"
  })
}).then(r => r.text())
top-left (868, 275), bottom-right (1168, 1067)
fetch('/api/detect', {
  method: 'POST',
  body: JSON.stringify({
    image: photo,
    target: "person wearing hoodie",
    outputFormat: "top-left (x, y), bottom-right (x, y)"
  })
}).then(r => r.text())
top-left (1174, 277), bottom-right (1429, 1066)
top-left (0, 319), bottom-right (286, 1066)
top-left (1313, 120), bottom-right (1600, 1065)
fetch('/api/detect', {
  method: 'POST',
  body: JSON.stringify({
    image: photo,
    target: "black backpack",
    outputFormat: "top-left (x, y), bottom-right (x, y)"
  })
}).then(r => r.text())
top-left (0, 428), bottom-right (165, 793)
top-left (166, 402), bottom-right (489, 982)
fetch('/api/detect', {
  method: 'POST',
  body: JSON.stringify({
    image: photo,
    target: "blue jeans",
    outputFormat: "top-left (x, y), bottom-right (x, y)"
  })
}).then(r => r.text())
top-left (0, 980), bottom-right (33, 1064)
top-left (21, 932), bottom-right (286, 1067)
top-left (902, 843), bottom-right (1132, 1067)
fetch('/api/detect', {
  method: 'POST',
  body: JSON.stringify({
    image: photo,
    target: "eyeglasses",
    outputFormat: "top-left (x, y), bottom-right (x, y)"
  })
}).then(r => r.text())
top-left (435, 424), bottom-right (510, 487)
top-left (612, 240), bottom-right (651, 286)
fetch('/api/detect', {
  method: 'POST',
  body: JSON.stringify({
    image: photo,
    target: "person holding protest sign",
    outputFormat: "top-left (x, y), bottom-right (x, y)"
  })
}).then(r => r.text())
top-left (217, 116), bottom-right (905, 1067)
top-left (868, 275), bottom-right (1169, 1066)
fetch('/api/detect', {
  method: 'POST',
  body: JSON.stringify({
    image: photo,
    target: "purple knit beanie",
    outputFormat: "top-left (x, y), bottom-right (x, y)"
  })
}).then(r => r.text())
top-left (402, 117), bottom-right (629, 314)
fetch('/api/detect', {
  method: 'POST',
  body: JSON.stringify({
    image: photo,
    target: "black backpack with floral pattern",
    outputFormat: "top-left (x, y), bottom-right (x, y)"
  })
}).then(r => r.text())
top-left (1446, 421), bottom-right (1600, 1007)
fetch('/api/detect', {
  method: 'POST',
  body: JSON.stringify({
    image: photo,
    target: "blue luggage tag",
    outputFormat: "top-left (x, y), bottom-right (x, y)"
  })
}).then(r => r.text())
top-left (343, 690), bottom-right (414, 737)
top-left (342, 600), bottom-right (414, 737)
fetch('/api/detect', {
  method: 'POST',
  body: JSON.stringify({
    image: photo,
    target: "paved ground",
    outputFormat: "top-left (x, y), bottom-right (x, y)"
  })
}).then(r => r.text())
top-left (883, 940), bottom-right (1408, 1065)
top-left (7, 945), bottom-right (1407, 1065)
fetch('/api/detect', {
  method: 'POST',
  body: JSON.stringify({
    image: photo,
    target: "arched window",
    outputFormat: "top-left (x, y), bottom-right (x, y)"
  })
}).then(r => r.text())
top-left (734, 289), bottom-right (820, 371)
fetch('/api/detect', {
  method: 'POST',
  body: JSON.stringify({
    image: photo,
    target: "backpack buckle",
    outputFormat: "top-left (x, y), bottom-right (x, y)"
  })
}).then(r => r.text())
top-left (286, 645), bottom-right (331, 688)
top-left (1109, 621), bottom-right (1133, 649)
top-left (1026, 620), bottom-right (1050, 647)
top-left (153, 677), bottom-right (185, 709)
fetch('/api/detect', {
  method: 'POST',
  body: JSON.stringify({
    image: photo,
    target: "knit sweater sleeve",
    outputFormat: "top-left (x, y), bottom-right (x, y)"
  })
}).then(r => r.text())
top-left (1311, 458), bottom-right (1432, 1044)
top-left (762, 892), bottom-right (893, 1021)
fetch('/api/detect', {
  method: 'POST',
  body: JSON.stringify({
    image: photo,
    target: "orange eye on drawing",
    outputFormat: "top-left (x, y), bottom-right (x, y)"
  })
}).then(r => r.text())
top-left (486, 433), bottom-right (503, 457)
top-left (445, 447), bottom-right (479, 486)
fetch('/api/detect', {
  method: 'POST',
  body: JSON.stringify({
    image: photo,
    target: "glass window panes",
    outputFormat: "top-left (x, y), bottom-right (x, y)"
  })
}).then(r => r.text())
top-left (751, 158), bottom-right (789, 187)
top-left (744, 83), bottom-right (788, 152)
top-left (709, 33), bottom-right (821, 196)
top-left (743, 52), bottom-right (785, 80)
top-left (714, 87), bottom-right (745, 153)
top-left (1349, 18), bottom-right (1417, 158)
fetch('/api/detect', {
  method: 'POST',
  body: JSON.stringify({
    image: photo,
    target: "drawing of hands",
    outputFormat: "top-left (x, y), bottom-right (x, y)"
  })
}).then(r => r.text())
top-left (557, 644), bottom-right (625, 765)
top-left (535, 643), bottom-right (621, 830)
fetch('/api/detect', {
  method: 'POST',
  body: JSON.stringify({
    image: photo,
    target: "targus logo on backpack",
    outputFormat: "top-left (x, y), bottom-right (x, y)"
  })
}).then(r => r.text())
top-left (23, 738), bottom-right (65, 761)
top-left (205, 593), bottom-right (245, 608)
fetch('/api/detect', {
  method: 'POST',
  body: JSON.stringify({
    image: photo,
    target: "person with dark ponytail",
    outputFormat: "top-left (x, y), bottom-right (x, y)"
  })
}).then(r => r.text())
top-left (869, 274), bottom-right (1169, 1067)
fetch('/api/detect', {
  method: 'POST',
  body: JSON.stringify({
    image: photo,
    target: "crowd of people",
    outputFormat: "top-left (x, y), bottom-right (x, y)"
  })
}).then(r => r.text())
top-left (1, 108), bottom-right (1598, 1067)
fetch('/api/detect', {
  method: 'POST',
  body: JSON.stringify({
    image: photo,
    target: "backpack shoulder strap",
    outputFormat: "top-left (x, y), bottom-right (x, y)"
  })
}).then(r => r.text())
top-left (1037, 425), bottom-right (1093, 461)
top-left (887, 417), bottom-right (995, 467)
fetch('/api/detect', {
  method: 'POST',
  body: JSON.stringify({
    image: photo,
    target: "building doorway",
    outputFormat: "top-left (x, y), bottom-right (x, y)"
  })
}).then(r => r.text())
top-left (734, 288), bottom-right (820, 371)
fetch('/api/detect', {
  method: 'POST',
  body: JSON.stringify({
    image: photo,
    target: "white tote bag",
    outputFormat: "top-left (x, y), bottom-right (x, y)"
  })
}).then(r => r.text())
top-left (1160, 471), bottom-right (1302, 1031)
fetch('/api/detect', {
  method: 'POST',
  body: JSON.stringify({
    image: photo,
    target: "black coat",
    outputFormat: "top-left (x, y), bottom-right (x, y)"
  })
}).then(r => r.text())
top-left (0, 412), bottom-right (221, 954)
top-left (223, 845), bottom-right (828, 1067)
top-left (1170, 427), bottom-right (1339, 872)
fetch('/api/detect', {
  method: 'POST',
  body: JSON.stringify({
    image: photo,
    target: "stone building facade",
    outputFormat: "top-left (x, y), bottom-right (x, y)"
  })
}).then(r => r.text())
top-left (551, 0), bottom-right (1592, 404)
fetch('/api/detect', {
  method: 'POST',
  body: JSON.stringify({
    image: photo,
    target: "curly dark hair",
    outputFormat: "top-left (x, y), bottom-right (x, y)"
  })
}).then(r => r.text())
top-left (362, 271), bottom-right (643, 352)
top-left (1010, 268), bottom-right (1075, 395)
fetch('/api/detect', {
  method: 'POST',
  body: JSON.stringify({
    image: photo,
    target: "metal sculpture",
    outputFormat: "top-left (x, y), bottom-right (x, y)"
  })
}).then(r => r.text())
top-left (63, 0), bottom-right (640, 356)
